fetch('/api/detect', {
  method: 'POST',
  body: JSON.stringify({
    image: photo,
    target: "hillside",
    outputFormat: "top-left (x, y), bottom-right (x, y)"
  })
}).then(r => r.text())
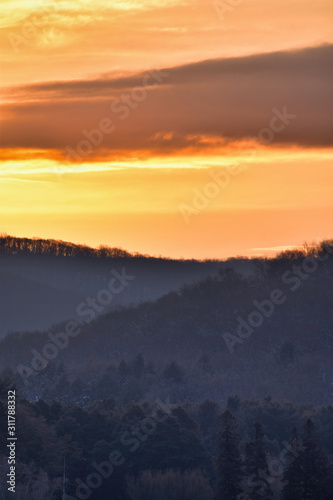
top-left (1, 239), bottom-right (332, 406)
top-left (0, 235), bottom-right (252, 337)
top-left (0, 271), bottom-right (85, 336)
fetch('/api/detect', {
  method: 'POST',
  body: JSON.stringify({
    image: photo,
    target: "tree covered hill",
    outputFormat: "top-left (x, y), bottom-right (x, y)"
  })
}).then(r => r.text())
top-left (0, 234), bottom-right (242, 337)
top-left (1, 240), bottom-right (332, 406)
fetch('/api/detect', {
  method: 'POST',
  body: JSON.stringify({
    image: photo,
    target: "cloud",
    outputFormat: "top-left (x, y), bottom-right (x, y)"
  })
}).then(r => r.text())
top-left (5, 44), bottom-right (332, 97)
top-left (1, 44), bottom-right (332, 155)
top-left (250, 245), bottom-right (299, 253)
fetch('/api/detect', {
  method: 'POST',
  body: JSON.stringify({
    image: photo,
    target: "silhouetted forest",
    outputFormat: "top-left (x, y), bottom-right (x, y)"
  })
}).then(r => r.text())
top-left (0, 235), bottom-right (233, 336)
top-left (0, 382), bottom-right (332, 499)
top-left (0, 238), bottom-right (333, 498)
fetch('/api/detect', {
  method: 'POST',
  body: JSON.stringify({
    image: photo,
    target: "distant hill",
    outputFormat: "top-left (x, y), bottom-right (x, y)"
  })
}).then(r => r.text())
top-left (0, 235), bottom-right (254, 336)
top-left (0, 271), bottom-right (84, 337)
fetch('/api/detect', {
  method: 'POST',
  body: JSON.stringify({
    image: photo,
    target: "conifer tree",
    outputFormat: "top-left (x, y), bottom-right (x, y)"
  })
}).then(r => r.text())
top-left (281, 427), bottom-right (303, 500)
top-left (245, 422), bottom-right (273, 500)
top-left (301, 419), bottom-right (333, 499)
top-left (282, 420), bottom-right (333, 499)
top-left (216, 410), bottom-right (243, 500)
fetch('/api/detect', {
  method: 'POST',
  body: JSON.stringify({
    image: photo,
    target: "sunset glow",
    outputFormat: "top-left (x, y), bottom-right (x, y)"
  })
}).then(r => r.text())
top-left (1, 0), bottom-right (332, 258)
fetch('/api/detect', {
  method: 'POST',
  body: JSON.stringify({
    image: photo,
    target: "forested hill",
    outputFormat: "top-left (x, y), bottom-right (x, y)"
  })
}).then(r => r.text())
top-left (0, 234), bottom-right (154, 259)
top-left (1, 240), bottom-right (333, 406)
top-left (0, 235), bottom-right (245, 337)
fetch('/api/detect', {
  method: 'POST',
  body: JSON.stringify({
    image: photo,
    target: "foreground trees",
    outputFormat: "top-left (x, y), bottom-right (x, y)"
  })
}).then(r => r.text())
top-left (1, 389), bottom-right (332, 500)
top-left (215, 413), bottom-right (333, 500)
top-left (282, 419), bottom-right (333, 500)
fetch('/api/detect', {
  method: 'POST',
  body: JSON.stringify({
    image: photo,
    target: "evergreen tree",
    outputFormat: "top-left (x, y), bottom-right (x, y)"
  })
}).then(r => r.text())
top-left (282, 427), bottom-right (303, 500)
top-left (301, 419), bottom-right (333, 499)
top-left (216, 410), bottom-right (243, 500)
top-left (282, 420), bottom-right (333, 499)
top-left (245, 422), bottom-right (273, 500)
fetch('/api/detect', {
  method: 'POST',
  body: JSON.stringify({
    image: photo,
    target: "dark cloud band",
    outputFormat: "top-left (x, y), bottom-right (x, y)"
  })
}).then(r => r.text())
top-left (1, 44), bottom-right (332, 153)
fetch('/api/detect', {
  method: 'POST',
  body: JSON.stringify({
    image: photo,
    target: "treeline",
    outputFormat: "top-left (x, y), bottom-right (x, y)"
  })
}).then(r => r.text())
top-left (0, 234), bottom-right (203, 261)
top-left (0, 234), bottom-right (137, 259)
top-left (1, 234), bottom-right (333, 262)
top-left (0, 382), bottom-right (332, 499)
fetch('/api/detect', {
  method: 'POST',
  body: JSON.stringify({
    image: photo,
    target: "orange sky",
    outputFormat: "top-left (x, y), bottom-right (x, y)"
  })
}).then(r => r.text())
top-left (0, 0), bottom-right (332, 259)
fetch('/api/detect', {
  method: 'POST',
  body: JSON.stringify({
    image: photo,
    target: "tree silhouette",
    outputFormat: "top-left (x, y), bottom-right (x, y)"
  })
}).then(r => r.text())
top-left (282, 427), bottom-right (303, 500)
top-left (245, 423), bottom-right (273, 499)
top-left (283, 420), bottom-right (333, 499)
top-left (300, 419), bottom-right (333, 499)
top-left (216, 410), bottom-right (243, 500)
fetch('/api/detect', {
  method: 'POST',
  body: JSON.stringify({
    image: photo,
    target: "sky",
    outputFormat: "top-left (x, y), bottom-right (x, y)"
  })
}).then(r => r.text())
top-left (0, 0), bottom-right (332, 259)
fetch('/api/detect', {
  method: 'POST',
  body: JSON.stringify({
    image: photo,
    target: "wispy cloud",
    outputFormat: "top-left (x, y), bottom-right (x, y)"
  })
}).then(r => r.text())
top-left (250, 245), bottom-right (300, 253)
